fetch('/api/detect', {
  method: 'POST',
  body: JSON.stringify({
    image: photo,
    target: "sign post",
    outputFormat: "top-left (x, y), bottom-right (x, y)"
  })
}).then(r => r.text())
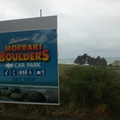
top-left (0, 16), bottom-right (59, 105)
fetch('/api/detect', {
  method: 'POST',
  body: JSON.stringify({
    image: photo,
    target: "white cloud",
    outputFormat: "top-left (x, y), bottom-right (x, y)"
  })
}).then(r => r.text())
top-left (0, 0), bottom-right (120, 58)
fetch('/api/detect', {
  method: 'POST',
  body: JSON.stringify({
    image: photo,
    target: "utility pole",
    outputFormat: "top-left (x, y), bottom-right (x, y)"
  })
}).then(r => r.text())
top-left (40, 9), bottom-right (42, 17)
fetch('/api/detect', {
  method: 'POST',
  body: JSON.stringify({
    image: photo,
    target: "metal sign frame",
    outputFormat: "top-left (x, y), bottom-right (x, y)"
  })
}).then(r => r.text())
top-left (0, 16), bottom-right (59, 105)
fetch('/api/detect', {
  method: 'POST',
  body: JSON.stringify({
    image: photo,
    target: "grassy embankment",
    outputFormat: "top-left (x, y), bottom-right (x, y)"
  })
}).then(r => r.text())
top-left (1, 64), bottom-right (120, 120)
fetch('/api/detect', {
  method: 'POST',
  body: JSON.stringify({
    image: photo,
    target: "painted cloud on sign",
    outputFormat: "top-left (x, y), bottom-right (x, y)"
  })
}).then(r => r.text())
top-left (32, 29), bottom-right (57, 45)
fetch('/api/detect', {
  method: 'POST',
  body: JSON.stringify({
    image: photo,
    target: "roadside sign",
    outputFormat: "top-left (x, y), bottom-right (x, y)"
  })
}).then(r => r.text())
top-left (0, 16), bottom-right (59, 105)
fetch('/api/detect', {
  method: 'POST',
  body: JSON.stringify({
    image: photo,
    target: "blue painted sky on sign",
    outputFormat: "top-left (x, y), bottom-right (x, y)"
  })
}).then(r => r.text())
top-left (0, 29), bottom-right (58, 85)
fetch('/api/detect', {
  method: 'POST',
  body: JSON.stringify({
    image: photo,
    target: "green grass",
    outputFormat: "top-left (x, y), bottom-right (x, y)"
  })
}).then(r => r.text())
top-left (1, 64), bottom-right (120, 120)
top-left (59, 64), bottom-right (77, 76)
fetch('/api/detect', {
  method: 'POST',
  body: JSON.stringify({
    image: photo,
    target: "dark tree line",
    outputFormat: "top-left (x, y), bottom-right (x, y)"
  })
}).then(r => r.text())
top-left (74, 53), bottom-right (107, 66)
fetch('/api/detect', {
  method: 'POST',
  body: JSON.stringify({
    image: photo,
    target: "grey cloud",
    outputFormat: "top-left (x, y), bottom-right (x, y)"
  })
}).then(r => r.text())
top-left (0, 0), bottom-right (120, 58)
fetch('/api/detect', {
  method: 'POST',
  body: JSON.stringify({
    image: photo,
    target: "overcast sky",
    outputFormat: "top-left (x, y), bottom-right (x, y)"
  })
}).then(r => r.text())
top-left (0, 0), bottom-right (120, 58)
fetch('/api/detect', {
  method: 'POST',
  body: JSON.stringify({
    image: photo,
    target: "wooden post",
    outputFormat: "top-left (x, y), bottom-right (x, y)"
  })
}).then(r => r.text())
top-left (0, 103), bottom-right (5, 112)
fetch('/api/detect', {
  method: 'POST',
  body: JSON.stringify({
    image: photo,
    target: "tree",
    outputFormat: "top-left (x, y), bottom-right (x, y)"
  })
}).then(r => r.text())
top-left (101, 57), bottom-right (107, 66)
top-left (112, 60), bottom-right (120, 67)
top-left (74, 54), bottom-right (107, 66)
top-left (74, 53), bottom-right (89, 65)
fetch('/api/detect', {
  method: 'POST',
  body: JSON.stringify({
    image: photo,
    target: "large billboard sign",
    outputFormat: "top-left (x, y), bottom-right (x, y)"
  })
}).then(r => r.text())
top-left (0, 16), bottom-right (59, 105)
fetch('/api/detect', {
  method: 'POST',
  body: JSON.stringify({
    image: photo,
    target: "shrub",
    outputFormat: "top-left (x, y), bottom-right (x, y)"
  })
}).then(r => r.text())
top-left (60, 66), bottom-right (120, 113)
